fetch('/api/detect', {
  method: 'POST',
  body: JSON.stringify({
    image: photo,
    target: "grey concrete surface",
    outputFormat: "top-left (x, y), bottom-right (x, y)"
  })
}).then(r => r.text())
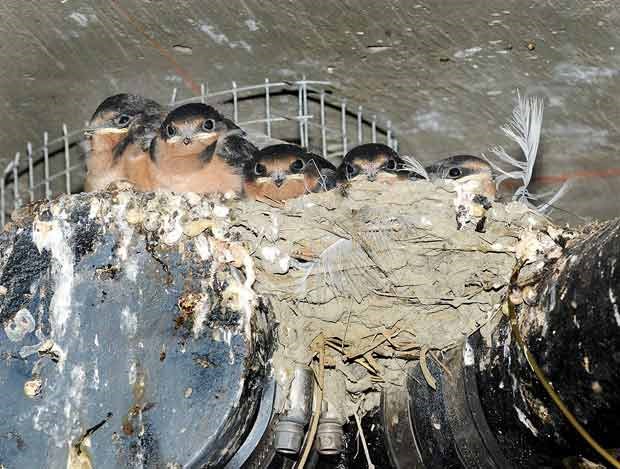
top-left (0, 0), bottom-right (618, 222)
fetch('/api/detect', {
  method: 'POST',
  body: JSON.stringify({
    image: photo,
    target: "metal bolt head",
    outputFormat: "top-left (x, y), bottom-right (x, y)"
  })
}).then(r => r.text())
top-left (274, 418), bottom-right (304, 455)
top-left (316, 420), bottom-right (344, 455)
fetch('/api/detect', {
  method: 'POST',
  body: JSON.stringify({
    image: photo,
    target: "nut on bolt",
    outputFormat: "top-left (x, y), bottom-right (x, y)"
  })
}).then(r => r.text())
top-left (317, 401), bottom-right (344, 456)
top-left (274, 416), bottom-right (305, 455)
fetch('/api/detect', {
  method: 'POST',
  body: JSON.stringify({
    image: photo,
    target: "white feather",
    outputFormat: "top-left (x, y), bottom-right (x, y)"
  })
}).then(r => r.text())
top-left (483, 90), bottom-right (569, 213)
top-left (400, 155), bottom-right (430, 180)
top-left (296, 234), bottom-right (385, 302)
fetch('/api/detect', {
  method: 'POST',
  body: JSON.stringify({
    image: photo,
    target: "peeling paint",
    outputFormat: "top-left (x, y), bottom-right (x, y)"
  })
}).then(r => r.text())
top-left (244, 19), bottom-right (259, 31)
top-left (68, 12), bottom-right (96, 28)
top-left (415, 110), bottom-right (443, 132)
top-left (199, 20), bottom-right (252, 52)
top-left (554, 63), bottom-right (619, 84)
top-left (454, 46), bottom-right (482, 58)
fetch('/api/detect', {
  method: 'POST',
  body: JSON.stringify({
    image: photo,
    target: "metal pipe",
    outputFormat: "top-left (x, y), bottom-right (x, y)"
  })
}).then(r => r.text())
top-left (274, 366), bottom-right (314, 455)
top-left (396, 219), bottom-right (620, 469)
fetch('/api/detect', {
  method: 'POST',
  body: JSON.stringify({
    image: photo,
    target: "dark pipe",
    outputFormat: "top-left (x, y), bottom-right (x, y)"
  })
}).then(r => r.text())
top-left (390, 219), bottom-right (620, 468)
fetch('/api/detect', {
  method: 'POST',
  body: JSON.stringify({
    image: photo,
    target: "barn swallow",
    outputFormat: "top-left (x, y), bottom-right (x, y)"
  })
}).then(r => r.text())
top-left (149, 103), bottom-right (256, 195)
top-left (425, 155), bottom-right (496, 200)
top-left (336, 143), bottom-right (405, 184)
top-left (243, 144), bottom-right (336, 201)
top-left (83, 94), bottom-right (163, 192)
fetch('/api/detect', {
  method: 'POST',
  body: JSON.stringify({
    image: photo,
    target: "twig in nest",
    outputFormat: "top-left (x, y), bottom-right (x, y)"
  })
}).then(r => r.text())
top-left (335, 359), bottom-right (359, 382)
top-left (373, 289), bottom-right (420, 301)
top-left (342, 309), bottom-right (353, 353)
top-left (256, 194), bottom-right (285, 209)
top-left (364, 352), bottom-right (384, 375)
top-left (345, 334), bottom-right (388, 360)
top-left (354, 408), bottom-right (376, 469)
top-left (326, 336), bottom-right (351, 353)
top-left (354, 357), bottom-right (380, 376)
top-left (373, 346), bottom-right (420, 360)
top-left (419, 346), bottom-right (437, 390)
top-left (430, 351), bottom-right (453, 379)
top-left (297, 334), bottom-right (325, 469)
top-left (441, 341), bottom-right (457, 353)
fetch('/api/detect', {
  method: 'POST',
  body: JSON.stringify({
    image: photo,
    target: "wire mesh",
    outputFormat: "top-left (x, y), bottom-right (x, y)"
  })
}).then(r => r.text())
top-left (1, 78), bottom-right (398, 226)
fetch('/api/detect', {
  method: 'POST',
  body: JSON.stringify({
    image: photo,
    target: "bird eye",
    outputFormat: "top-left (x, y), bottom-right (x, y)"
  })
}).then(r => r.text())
top-left (116, 114), bottom-right (131, 127)
top-left (345, 163), bottom-right (357, 177)
top-left (385, 159), bottom-right (397, 171)
top-left (448, 167), bottom-right (461, 178)
top-left (290, 159), bottom-right (305, 172)
top-left (254, 163), bottom-right (267, 176)
top-left (166, 124), bottom-right (176, 138)
top-left (203, 119), bottom-right (215, 131)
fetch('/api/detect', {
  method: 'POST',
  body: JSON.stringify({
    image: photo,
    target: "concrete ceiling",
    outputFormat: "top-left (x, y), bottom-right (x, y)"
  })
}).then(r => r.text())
top-left (1, 0), bottom-right (618, 223)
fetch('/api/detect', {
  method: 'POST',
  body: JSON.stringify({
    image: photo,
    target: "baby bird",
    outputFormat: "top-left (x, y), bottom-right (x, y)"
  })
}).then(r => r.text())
top-left (243, 144), bottom-right (336, 202)
top-left (83, 94), bottom-right (163, 192)
top-left (149, 103), bottom-right (256, 195)
top-left (425, 155), bottom-right (496, 201)
top-left (336, 143), bottom-right (405, 184)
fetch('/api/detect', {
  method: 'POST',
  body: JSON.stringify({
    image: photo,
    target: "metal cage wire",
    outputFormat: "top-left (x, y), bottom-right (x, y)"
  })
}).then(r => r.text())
top-left (1, 78), bottom-right (398, 226)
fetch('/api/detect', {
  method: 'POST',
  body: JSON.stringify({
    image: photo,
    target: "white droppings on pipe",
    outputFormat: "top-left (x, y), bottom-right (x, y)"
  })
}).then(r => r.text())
top-left (241, 253), bottom-right (257, 339)
top-left (88, 197), bottom-right (101, 219)
top-left (267, 214), bottom-right (280, 242)
top-left (514, 406), bottom-right (539, 436)
top-left (260, 245), bottom-right (280, 263)
top-left (32, 215), bottom-right (74, 362)
top-left (128, 361), bottom-right (137, 386)
top-left (19, 341), bottom-right (44, 358)
top-left (194, 234), bottom-right (211, 260)
top-left (609, 288), bottom-right (620, 327)
top-left (259, 245), bottom-right (290, 274)
top-left (233, 376), bottom-right (246, 404)
top-left (120, 306), bottom-right (137, 337)
top-left (125, 257), bottom-right (138, 282)
top-left (191, 288), bottom-right (211, 339)
top-left (213, 205), bottom-right (230, 218)
top-left (112, 196), bottom-right (134, 261)
top-left (4, 308), bottom-right (36, 342)
top-left (463, 339), bottom-right (475, 366)
top-left (92, 366), bottom-right (100, 391)
top-left (278, 255), bottom-right (291, 273)
top-left (162, 217), bottom-right (184, 245)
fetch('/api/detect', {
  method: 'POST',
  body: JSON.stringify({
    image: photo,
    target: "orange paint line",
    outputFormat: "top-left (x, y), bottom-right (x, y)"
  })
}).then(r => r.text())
top-left (533, 167), bottom-right (620, 184)
top-left (501, 167), bottom-right (620, 189)
top-left (109, 0), bottom-right (200, 95)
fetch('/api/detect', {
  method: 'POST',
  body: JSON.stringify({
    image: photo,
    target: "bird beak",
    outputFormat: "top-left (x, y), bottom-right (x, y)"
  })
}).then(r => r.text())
top-left (83, 127), bottom-right (128, 138)
top-left (183, 137), bottom-right (192, 145)
top-left (273, 174), bottom-right (286, 187)
top-left (195, 131), bottom-right (218, 142)
top-left (367, 172), bottom-right (377, 182)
